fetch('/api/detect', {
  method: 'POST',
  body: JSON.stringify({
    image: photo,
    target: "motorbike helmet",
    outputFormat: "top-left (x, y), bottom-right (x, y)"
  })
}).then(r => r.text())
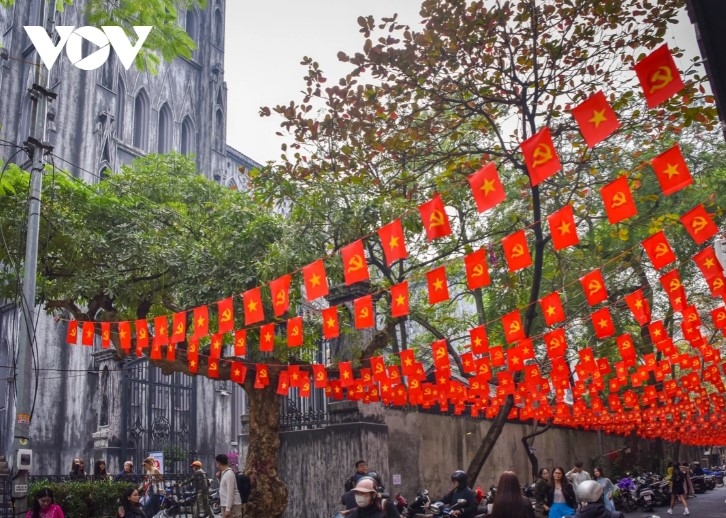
top-left (451, 470), bottom-right (468, 486)
top-left (366, 471), bottom-right (384, 491)
top-left (576, 480), bottom-right (604, 503)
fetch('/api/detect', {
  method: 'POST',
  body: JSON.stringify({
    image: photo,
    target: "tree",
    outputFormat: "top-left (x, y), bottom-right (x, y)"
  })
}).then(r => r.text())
top-left (259, 0), bottom-right (719, 486)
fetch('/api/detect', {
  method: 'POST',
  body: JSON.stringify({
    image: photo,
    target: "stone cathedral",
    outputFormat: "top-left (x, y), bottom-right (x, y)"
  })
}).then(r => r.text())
top-left (0, 0), bottom-right (254, 474)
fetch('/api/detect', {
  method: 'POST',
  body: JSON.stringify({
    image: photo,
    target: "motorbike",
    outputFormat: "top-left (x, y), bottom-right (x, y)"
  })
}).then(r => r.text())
top-left (209, 486), bottom-right (221, 514)
top-left (613, 477), bottom-right (637, 513)
top-left (429, 498), bottom-right (487, 518)
top-left (703, 467), bottom-right (725, 487)
top-left (400, 489), bottom-right (432, 517)
top-left (690, 474), bottom-right (708, 494)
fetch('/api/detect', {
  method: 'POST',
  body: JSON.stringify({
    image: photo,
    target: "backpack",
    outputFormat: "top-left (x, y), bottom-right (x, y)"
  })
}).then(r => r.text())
top-left (344, 475), bottom-right (357, 492)
top-left (236, 472), bottom-right (252, 503)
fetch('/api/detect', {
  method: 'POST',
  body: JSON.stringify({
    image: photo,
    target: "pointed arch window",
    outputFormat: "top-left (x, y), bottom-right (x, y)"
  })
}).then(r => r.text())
top-left (181, 116), bottom-right (195, 155)
top-left (133, 89), bottom-right (149, 150)
top-left (185, 9), bottom-right (197, 42)
top-left (116, 77), bottom-right (126, 139)
top-left (213, 9), bottom-right (223, 48)
top-left (214, 109), bottom-right (224, 150)
top-left (158, 103), bottom-right (173, 153)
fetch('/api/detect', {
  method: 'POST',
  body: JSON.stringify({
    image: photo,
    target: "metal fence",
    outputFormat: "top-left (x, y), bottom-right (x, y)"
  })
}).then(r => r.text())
top-left (0, 473), bottom-right (220, 517)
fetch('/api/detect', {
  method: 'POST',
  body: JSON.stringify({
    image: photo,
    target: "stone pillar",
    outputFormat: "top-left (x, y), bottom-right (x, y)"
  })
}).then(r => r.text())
top-left (91, 349), bottom-right (124, 472)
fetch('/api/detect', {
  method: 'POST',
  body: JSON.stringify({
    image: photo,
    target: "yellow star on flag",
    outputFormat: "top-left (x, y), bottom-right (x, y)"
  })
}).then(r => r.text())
top-left (589, 109), bottom-right (607, 128)
top-left (433, 278), bottom-right (444, 291)
top-left (480, 178), bottom-right (496, 196)
top-left (310, 273), bottom-right (322, 287)
top-left (557, 220), bottom-right (571, 235)
top-left (664, 163), bottom-right (679, 178)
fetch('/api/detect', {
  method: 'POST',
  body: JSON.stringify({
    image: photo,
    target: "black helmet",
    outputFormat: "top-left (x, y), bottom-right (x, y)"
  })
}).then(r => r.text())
top-left (366, 471), bottom-right (384, 489)
top-left (451, 470), bottom-right (468, 486)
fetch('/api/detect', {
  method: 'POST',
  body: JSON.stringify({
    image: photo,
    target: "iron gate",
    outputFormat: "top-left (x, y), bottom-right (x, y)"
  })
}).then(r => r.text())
top-left (120, 358), bottom-right (196, 472)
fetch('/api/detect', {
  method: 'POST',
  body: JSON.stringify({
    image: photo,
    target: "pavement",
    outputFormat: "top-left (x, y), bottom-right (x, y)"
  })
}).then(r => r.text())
top-left (626, 486), bottom-right (726, 517)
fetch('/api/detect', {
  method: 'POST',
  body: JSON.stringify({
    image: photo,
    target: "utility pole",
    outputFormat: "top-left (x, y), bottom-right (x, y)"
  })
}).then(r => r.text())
top-left (12, 0), bottom-right (55, 514)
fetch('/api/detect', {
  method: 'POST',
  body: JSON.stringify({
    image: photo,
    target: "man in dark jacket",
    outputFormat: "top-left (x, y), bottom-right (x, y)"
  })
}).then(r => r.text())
top-left (573, 480), bottom-right (624, 518)
top-left (439, 470), bottom-right (478, 518)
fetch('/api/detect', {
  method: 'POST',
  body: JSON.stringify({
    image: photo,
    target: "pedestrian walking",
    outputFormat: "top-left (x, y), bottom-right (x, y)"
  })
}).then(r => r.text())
top-left (488, 471), bottom-right (535, 518)
top-left (185, 460), bottom-right (214, 518)
top-left (216, 454), bottom-right (242, 518)
top-left (547, 466), bottom-right (577, 518)
top-left (667, 463), bottom-right (690, 515)
top-left (592, 467), bottom-right (615, 512)
top-left (533, 467), bottom-right (551, 518)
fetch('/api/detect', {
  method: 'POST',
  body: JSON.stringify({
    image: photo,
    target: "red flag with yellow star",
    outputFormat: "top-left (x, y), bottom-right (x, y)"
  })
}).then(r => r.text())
top-left (192, 306), bottom-right (209, 339)
top-left (339, 361), bottom-right (354, 387)
top-left (354, 295), bottom-right (374, 329)
top-left (579, 268), bottom-right (608, 306)
top-left (651, 144), bottom-right (693, 196)
top-left (377, 219), bottom-right (408, 266)
top-left (400, 349), bottom-right (417, 377)
top-left (591, 307), bottom-right (615, 339)
top-left (641, 231), bottom-right (676, 270)
top-left (153, 316), bottom-right (169, 347)
top-left (230, 361), bottom-right (247, 384)
top-left (217, 298), bottom-right (234, 334)
top-left (419, 193), bottom-right (452, 241)
top-left (624, 289), bottom-right (651, 325)
top-left (468, 162), bottom-right (506, 212)
top-left (187, 349), bottom-right (198, 374)
top-left (426, 266), bottom-right (450, 305)
top-left (680, 204), bottom-right (718, 245)
top-left (243, 287), bottom-right (264, 325)
top-left (117, 321), bottom-right (131, 351)
top-left (259, 323), bottom-right (275, 352)
top-left (390, 281), bottom-right (409, 318)
top-left (464, 248), bottom-right (491, 290)
top-left (322, 306), bottom-right (339, 339)
top-left (502, 229), bottom-right (532, 272)
top-left (634, 44), bottom-right (685, 108)
top-left (539, 291), bottom-right (565, 326)
top-left (287, 316), bottom-right (303, 347)
top-left (570, 91), bottom-right (620, 147)
top-left (303, 259), bottom-right (329, 301)
top-left (234, 329), bottom-right (247, 356)
top-left (469, 325), bottom-right (489, 355)
top-left (547, 204), bottom-right (579, 250)
top-left (693, 246), bottom-right (723, 280)
top-left (269, 274), bottom-right (291, 317)
top-left (66, 320), bottom-right (79, 345)
top-left (276, 371), bottom-right (289, 395)
top-left (521, 127), bottom-right (561, 186)
top-left (81, 321), bottom-right (95, 347)
top-left (209, 333), bottom-right (223, 359)
top-left (600, 175), bottom-right (637, 224)
top-left (341, 240), bottom-right (369, 285)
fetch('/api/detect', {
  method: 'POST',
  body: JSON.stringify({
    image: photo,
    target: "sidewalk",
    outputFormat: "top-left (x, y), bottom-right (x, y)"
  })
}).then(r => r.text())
top-left (627, 486), bottom-right (726, 517)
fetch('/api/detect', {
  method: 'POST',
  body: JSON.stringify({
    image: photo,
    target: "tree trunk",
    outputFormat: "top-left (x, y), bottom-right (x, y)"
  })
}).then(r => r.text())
top-left (466, 395), bottom-right (514, 485)
top-left (521, 423), bottom-right (552, 481)
top-left (243, 379), bottom-right (288, 518)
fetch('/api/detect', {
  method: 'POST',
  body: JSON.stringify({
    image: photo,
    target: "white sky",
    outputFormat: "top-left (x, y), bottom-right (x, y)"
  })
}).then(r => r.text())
top-left (224, 3), bottom-right (701, 165)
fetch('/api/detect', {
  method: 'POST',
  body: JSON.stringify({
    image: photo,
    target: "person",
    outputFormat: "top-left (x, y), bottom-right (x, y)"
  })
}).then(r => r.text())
top-left (566, 461), bottom-right (591, 490)
top-left (533, 467), bottom-right (551, 518)
top-left (216, 453), bottom-right (242, 518)
top-left (185, 460), bottom-right (214, 518)
top-left (26, 488), bottom-right (64, 518)
top-left (342, 473), bottom-right (400, 517)
top-left (667, 463), bottom-right (690, 515)
top-left (439, 470), bottom-right (478, 518)
top-left (140, 457), bottom-right (163, 517)
top-left (681, 462), bottom-right (695, 497)
top-left (546, 466), bottom-right (576, 518)
top-left (116, 461), bottom-right (137, 482)
top-left (69, 458), bottom-right (86, 480)
top-left (117, 486), bottom-right (146, 518)
top-left (592, 467), bottom-right (615, 512)
top-left (488, 471), bottom-right (534, 518)
top-left (94, 459), bottom-right (111, 481)
top-left (346, 477), bottom-right (385, 518)
top-left (571, 479), bottom-right (624, 518)
top-left (345, 460), bottom-right (369, 491)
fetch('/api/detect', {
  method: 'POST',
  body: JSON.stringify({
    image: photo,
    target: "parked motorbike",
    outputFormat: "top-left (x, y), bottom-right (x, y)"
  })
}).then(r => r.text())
top-left (401, 488), bottom-right (431, 517)
top-left (209, 486), bottom-right (221, 515)
top-left (429, 498), bottom-right (486, 518)
top-left (690, 474), bottom-right (708, 494)
top-left (703, 467), bottom-right (725, 487)
top-left (613, 477), bottom-right (637, 513)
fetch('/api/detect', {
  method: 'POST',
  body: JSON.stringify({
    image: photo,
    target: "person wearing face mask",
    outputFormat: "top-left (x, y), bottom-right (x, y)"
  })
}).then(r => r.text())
top-left (341, 474), bottom-right (400, 517)
top-left (346, 478), bottom-right (385, 518)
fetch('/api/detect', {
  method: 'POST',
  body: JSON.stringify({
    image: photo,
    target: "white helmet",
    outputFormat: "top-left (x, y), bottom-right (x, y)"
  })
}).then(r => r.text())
top-left (576, 480), bottom-right (603, 503)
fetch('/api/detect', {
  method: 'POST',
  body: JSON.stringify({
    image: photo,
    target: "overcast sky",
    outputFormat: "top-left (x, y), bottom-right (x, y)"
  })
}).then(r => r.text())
top-left (224, 3), bottom-right (701, 165)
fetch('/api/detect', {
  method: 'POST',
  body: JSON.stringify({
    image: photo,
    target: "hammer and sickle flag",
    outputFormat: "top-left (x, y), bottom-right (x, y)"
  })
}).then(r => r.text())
top-left (707, 273), bottom-right (726, 298)
top-left (579, 268), bottom-right (608, 306)
top-left (680, 204), bottom-right (718, 245)
top-left (468, 162), bottom-right (506, 213)
top-left (370, 355), bottom-right (386, 382)
top-left (66, 320), bottom-right (80, 345)
top-left (135, 319), bottom-right (150, 349)
top-left (313, 363), bottom-right (328, 388)
top-left (101, 322), bottom-right (111, 349)
top-left (520, 127), bottom-right (562, 186)
top-left (502, 229), bottom-right (532, 272)
top-left (710, 306), bottom-right (726, 330)
top-left (322, 306), bottom-right (340, 339)
top-left (544, 328), bottom-right (567, 358)
top-left (171, 312), bottom-right (186, 344)
top-left (600, 175), bottom-right (637, 224)
top-left (501, 309), bottom-right (525, 344)
top-left (617, 333), bottom-right (637, 365)
top-left (464, 248), bottom-right (491, 290)
top-left (234, 329), bottom-right (247, 357)
top-left (570, 90), bottom-right (620, 148)
top-left (286, 316), bottom-right (303, 347)
top-left (431, 339), bottom-right (450, 370)
top-left (419, 193), bottom-right (452, 241)
top-left (207, 358), bottom-right (219, 379)
top-left (269, 274), bottom-right (291, 317)
top-left (634, 44), bottom-right (685, 108)
top-left (341, 239), bottom-right (369, 285)
top-left (217, 297), bottom-right (235, 334)
top-left (254, 363), bottom-right (270, 388)
top-left (641, 231), bottom-right (676, 270)
top-left (354, 294), bottom-right (374, 329)
top-left (651, 144), bottom-right (693, 196)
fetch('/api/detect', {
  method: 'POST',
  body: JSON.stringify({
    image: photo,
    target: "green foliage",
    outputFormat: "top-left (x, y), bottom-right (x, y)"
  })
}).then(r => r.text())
top-left (28, 480), bottom-right (135, 518)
